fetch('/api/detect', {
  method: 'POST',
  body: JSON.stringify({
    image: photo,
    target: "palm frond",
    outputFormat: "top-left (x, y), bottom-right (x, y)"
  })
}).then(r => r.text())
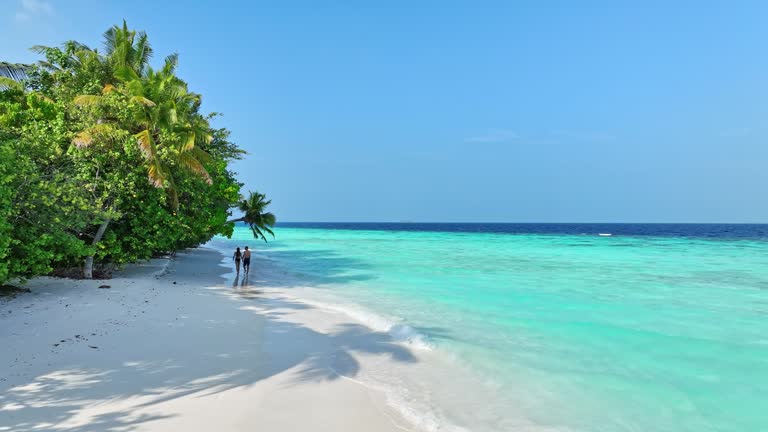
top-left (35, 60), bottom-right (60, 71)
top-left (0, 77), bottom-right (23, 91)
top-left (29, 45), bottom-right (53, 55)
top-left (135, 31), bottom-right (153, 72)
top-left (146, 160), bottom-right (167, 188)
top-left (73, 94), bottom-right (102, 106)
top-left (249, 225), bottom-right (267, 241)
top-left (114, 65), bottom-right (140, 82)
top-left (263, 225), bottom-right (275, 238)
top-left (72, 124), bottom-right (120, 148)
top-left (163, 53), bottom-right (179, 73)
top-left (125, 79), bottom-right (145, 97)
top-left (165, 107), bottom-right (178, 126)
top-left (190, 147), bottom-right (213, 164)
top-left (262, 212), bottom-right (276, 227)
top-left (72, 130), bottom-right (94, 148)
top-left (130, 95), bottom-right (156, 107)
top-left (63, 40), bottom-right (95, 54)
top-left (102, 26), bottom-right (118, 55)
top-left (0, 62), bottom-right (31, 82)
top-left (178, 152), bottom-right (212, 184)
top-left (134, 129), bottom-right (157, 161)
top-left (181, 131), bottom-right (196, 152)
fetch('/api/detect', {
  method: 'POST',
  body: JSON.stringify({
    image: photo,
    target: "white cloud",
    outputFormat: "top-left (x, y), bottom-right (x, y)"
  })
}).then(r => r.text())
top-left (550, 130), bottom-right (615, 142)
top-left (15, 0), bottom-right (54, 21)
top-left (466, 129), bottom-right (519, 144)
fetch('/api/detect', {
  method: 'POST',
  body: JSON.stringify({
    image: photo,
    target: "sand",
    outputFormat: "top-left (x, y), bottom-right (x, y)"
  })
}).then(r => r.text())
top-left (0, 248), bottom-right (419, 432)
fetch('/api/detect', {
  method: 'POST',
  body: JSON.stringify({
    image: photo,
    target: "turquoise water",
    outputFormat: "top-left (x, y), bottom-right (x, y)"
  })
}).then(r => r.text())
top-left (214, 226), bottom-right (768, 431)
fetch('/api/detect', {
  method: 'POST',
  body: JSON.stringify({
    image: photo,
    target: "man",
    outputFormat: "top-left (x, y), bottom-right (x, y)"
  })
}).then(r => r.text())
top-left (243, 246), bottom-right (251, 273)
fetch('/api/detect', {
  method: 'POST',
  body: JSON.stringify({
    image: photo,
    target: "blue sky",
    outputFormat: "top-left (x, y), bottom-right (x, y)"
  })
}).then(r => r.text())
top-left (3, 1), bottom-right (768, 222)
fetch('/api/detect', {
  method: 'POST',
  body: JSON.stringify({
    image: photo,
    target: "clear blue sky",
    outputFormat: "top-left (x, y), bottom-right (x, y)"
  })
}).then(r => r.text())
top-left (3, 1), bottom-right (767, 222)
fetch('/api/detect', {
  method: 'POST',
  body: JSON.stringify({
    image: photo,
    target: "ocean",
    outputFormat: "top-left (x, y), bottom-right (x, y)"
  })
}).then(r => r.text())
top-left (210, 223), bottom-right (768, 431)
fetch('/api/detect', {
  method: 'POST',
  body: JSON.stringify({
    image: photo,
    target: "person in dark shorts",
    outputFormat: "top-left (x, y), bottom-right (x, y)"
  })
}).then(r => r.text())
top-left (233, 247), bottom-right (242, 273)
top-left (243, 246), bottom-right (251, 273)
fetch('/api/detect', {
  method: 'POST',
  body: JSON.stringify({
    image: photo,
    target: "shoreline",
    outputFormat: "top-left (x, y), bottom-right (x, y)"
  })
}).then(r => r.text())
top-left (0, 247), bottom-right (425, 432)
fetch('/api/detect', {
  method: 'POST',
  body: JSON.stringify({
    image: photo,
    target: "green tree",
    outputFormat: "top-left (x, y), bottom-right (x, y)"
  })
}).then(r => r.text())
top-left (0, 21), bottom-right (271, 284)
top-left (0, 146), bottom-right (14, 283)
top-left (0, 88), bottom-right (94, 282)
top-left (69, 39), bottom-right (217, 277)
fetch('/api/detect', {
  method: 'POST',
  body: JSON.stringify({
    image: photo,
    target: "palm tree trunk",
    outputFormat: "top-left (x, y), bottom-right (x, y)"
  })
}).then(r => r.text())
top-left (227, 217), bottom-right (245, 224)
top-left (83, 218), bottom-right (111, 279)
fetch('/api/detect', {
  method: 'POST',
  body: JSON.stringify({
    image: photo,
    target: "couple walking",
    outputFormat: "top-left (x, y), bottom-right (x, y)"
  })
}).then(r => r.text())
top-left (233, 246), bottom-right (251, 274)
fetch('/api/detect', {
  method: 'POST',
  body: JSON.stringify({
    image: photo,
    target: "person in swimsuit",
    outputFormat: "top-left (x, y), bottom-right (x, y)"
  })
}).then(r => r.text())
top-left (243, 246), bottom-right (251, 273)
top-left (233, 247), bottom-right (242, 273)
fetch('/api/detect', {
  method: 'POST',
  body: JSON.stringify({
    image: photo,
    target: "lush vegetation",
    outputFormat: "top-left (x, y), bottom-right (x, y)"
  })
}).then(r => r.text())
top-left (0, 22), bottom-right (274, 283)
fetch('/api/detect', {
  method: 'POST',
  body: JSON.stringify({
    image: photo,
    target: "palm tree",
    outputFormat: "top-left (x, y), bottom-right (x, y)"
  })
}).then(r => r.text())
top-left (228, 192), bottom-right (276, 242)
top-left (74, 53), bottom-right (215, 278)
top-left (103, 20), bottom-right (153, 77)
top-left (68, 22), bottom-right (214, 277)
top-left (117, 54), bottom-right (213, 200)
top-left (73, 50), bottom-right (213, 206)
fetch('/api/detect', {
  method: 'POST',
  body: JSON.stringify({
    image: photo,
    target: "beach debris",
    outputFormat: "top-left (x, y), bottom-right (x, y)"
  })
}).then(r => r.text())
top-left (98, 284), bottom-right (111, 289)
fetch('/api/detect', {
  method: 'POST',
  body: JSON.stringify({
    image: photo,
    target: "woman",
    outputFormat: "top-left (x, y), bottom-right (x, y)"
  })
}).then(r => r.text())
top-left (233, 247), bottom-right (242, 273)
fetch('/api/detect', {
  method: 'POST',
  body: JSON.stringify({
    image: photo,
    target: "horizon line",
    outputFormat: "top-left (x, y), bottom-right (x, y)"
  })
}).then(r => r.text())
top-left (271, 221), bottom-right (768, 225)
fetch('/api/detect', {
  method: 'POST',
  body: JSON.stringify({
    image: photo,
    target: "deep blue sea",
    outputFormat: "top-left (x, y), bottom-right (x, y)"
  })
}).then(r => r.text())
top-left (278, 222), bottom-right (768, 239)
top-left (212, 223), bottom-right (768, 432)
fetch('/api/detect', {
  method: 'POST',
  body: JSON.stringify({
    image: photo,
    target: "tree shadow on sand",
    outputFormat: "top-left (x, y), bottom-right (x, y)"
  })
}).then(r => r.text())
top-left (0, 248), bottom-right (428, 432)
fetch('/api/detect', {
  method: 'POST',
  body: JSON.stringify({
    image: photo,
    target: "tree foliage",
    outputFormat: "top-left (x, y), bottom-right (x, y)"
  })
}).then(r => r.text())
top-left (0, 22), bottom-right (271, 283)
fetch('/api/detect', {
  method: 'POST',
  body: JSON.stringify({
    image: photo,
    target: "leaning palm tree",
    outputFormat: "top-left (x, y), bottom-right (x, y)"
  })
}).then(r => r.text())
top-left (228, 192), bottom-right (276, 242)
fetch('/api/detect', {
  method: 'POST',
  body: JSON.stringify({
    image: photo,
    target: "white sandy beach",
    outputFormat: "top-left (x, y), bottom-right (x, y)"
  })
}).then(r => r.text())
top-left (0, 248), bottom-right (423, 432)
